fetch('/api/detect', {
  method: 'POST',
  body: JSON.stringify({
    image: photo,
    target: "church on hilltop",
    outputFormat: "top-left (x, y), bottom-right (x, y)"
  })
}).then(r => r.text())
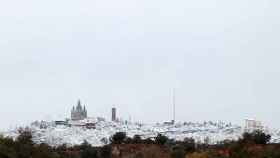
top-left (71, 100), bottom-right (87, 120)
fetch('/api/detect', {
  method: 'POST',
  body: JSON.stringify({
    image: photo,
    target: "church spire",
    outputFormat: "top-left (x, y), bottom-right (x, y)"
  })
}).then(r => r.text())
top-left (71, 99), bottom-right (87, 120)
top-left (77, 99), bottom-right (82, 110)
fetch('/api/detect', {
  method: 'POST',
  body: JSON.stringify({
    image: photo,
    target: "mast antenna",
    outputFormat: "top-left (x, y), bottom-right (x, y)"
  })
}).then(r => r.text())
top-left (173, 88), bottom-right (176, 124)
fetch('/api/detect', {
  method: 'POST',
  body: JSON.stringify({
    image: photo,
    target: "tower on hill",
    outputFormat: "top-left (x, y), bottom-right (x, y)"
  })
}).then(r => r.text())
top-left (71, 100), bottom-right (87, 120)
top-left (112, 107), bottom-right (116, 121)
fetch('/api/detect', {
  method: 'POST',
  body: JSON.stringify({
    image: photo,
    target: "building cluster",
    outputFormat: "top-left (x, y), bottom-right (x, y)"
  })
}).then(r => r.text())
top-left (54, 100), bottom-right (118, 129)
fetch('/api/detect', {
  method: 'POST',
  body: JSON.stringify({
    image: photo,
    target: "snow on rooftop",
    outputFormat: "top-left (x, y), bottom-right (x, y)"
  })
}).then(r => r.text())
top-left (2, 119), bottom-right (280, 147)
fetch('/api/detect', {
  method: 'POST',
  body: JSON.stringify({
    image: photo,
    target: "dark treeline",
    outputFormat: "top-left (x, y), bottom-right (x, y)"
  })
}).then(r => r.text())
top-left (0, 127), bottom-right (280, 158)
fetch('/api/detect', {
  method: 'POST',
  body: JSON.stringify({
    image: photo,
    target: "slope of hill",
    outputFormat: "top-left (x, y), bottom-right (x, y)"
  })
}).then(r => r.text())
top-left (3, 119), bottom-right (280, 146)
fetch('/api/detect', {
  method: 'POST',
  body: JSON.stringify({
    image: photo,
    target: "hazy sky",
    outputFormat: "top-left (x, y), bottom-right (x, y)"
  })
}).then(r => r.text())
top-left (0, 0), bottom-right (280, 129)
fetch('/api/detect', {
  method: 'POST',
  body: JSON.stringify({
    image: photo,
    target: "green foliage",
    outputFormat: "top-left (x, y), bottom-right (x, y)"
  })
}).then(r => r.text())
top-left (182, 137), bottom-right (196, 152)
top-left (132, 135), bottom-right (142, 144)
top-left (81, 145), bottom-right (98, 158)
top-left (171, 145), bottom-right (185, 158)
top-left (16, 127), bottom-right (33, 145)
top-left (155, 134), bottom-right (169, 145)
top-left (125, 137), bottom-right (133, 144)
top-left (262, 146), bottom-right (280, 158)
top-left (142, 138), bottom-right (154, 144)
top-left (32, 143), bottom-right (59, 158)
top-left (242, 130), bottom-right (271, 144)
top-left (168, 137), bottom-right (195, 158)
top-left (80, 140), bottom-right (99, 158)
top-left (100, 145), bottom-right (111, 158)
top-left (15, 127), bottom-right (34, 158)
top-left (0, 130), bottom-right (279, 158)
top-left (110, 132), bottom-right (127, 144)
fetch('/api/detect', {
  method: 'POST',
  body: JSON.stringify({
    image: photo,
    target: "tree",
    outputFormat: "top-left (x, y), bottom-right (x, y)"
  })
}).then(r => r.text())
top-left (100, 145), bottom-right (111, 158)
top-left (142, 138), bottom-right (154, 144)
top-left (182, 137), bottom-right (195, 152)
top-left (110, 132), bottom-right (127, 144)
top-left (132, 135), bottom-right (142, 144)
top-left (15, 127), bottom-right (34, 158)
top-left (155, 134), bottom-right (168, 145)
top-left (242, 130), bottom-right (271, 144)
top-left (32, 143), bottom-right (58, 158)
top-left (252, 130), bottom-right (271, 144)
top-left (81, 146), bottom-right (98, 158)
top-left (16, 127), bottom-right (33, 145)
top-left (171, 145), bottom-right (185, 158)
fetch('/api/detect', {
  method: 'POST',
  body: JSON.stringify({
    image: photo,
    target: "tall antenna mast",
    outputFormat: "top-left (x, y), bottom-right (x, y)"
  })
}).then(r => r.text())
top-left (173, 88), bottom-right (176, 124)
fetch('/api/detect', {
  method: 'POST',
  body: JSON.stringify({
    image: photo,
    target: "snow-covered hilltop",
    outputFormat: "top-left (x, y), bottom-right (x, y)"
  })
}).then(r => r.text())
top-left (3, 119), bottom-right (280, 147)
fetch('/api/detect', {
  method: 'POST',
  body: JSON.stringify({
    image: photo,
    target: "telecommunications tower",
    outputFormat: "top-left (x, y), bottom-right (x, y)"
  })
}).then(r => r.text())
top-left (172, 88), bottom-right (176, 124)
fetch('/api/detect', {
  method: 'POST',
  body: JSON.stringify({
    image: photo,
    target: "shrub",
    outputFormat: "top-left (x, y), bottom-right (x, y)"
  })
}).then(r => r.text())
top-left (171, 145), bottom-right (185, 158)
top-left (81, 146), bottom-right (98, 158)
top-left (186, 152), bottom-right (208, 158)
top-left (124, 137), bottom-right (133, 144)
top-left (132, 135), bottom-right (142, 144)
top-left (182, 138), bottom-right (195, 152)
top-left (16, 127), bottom-right (33, 145)
top-left (155, 134), bottom-right (168, 145)
top-left (100, 145), bottom-right (111, 158)
top-left (142, 138), bottom-right (154, 144)
top-left (242, 130), bottom-right (271, 144)
top-left (77, 140), bottom-right (98, 158)
top-left (110, 132), bottom-right (127, 144)
top-left (32, 143), bottom-right (58, 158)
top-left (15, 127), bottom-right (34, 158)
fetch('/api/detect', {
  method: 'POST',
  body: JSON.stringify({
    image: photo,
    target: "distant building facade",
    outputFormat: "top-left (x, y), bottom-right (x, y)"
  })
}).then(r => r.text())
top-left (244, 119), bottom-right (263, 132)
top-left (71, 100), bottom-right (87, 120)
top-left (55, 121), bottom-right (68, 126)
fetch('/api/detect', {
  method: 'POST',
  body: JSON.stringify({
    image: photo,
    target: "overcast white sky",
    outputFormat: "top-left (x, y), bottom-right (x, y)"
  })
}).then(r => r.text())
top-left (0, 0), bottom-right (280, 129)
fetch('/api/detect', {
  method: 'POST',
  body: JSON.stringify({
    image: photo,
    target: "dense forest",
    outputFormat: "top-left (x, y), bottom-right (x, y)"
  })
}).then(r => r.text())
top-left (0, 127), bottom-right (279, 158)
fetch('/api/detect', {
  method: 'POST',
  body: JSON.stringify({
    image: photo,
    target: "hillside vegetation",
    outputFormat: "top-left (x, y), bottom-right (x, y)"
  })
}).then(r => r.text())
top-left (1, 127), bottom-right (280, 158)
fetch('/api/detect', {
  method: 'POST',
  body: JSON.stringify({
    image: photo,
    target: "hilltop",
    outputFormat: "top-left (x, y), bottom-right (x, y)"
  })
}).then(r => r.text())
top-left (3, 119), bottom-right (280, 146)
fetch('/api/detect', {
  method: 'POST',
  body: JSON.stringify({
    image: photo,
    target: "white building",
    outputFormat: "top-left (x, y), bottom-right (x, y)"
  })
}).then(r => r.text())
top-left (244, 118), bottom-right (264, 132)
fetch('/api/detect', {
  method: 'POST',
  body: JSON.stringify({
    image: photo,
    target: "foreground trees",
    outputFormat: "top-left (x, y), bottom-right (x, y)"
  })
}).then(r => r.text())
top-left (110, 132), bottom-right (127, 144)
top-left (242, 130), bottom-right (271, 144)
top-left (0, 128), bottom-right (279, 158)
